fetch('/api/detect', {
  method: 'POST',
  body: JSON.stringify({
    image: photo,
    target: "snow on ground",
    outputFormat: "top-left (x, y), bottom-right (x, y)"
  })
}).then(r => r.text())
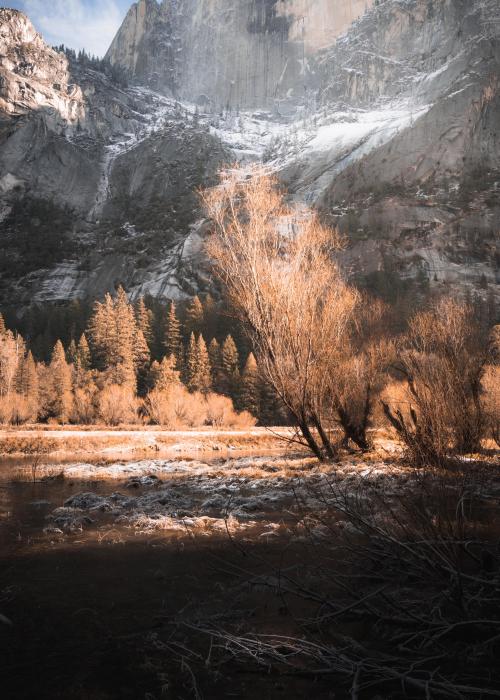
top-left (41, 454), bottom-right (420, 538)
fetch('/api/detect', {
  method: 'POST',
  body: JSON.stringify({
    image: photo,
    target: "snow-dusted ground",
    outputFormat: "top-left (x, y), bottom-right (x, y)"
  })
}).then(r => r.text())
top-left (37, 453), bottom-right (418, 538)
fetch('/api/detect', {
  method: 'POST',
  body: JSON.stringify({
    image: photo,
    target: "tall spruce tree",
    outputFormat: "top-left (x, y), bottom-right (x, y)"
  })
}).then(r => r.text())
top-left (88, 292), bottom-right (116, 370)
top-left (150, 355), bottom-right (181, 392)
top-left (88, 287), bottom-right (138, 389)
top-left (49, 340), bottom-right (73, 423)
top-left (67, 339), bottom-right (78, 365)
top-left (164, 301), bottom-right (182, 367)
top-left (134, 327), bottom-right (151, 396)
top-left (184, 296), bottom-right (204, 338)
top-left (16, 350), bottom-right (39, 421)
top-left (185, 335), bottom-right (212, 394)
top-left (76, 334), bottom-right (91, 372)
top-left (208, 338), bottom-right (223, 392)
top-left (221, 334), bottom-right (240, 397)
top-left (135, 297), bottom-right (153, 346)
top-left (239, 352), bottom-right (260, 417)
top-left (185, 332), bottom-right (198, 391)
top-left (195, 334), bottom-right (212, 394)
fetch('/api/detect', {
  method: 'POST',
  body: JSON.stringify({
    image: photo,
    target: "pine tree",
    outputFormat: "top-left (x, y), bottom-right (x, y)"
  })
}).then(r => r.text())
top-left (184, 295), bottom-right (204, 338)
top-left (19, 351), bottom-right (39, 421)
top-left (163, 301), bottom-right (182, 366)
top-left (221, 334), bottom-right (240, 397)
top-left (104, 287), bottom-right (138, 389)
top-left (49, 340), bottom-right (73, 423)
top-left (185, 334), bottom-right (212, 394)
top-left (239, 352), bottom-right (260, 417)
top-left (135, 297), bottom-right (153, 345)
top-left (208, 338), bottom-right (223, 391)
top-left (185, 332), bottom-right (198, 391)
top-left (88, 292), bottom-right (116, 370)
top-left (195, 335), bottom-right (212, 394)
top-left (67, 339), bottom-right (78, 365)
top-left (150, 355), bottom-right (181, 392)
top-left (134, 327), bottom-right (151, 396)
top-left (76, 334), bottom-right (91, 372)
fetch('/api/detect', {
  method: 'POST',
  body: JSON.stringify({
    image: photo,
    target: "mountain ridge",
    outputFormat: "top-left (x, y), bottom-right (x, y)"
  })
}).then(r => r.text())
top-left (0, 0), bottom-right (498, 312)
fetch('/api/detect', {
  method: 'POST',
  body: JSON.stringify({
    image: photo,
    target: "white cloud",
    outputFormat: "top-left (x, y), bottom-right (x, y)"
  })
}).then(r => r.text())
top-left (22, 0), bottom-right (125, 57)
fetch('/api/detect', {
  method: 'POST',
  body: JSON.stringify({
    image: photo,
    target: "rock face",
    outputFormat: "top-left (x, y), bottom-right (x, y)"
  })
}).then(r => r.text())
top-left (106, 0), bottom-right (374, 109)
top-left (0, 9), bottom-right (85, 123)
top-left (0, 1), bottom-right (499, 309)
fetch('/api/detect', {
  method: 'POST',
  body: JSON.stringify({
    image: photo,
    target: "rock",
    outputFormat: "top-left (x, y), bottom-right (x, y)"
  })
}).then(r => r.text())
top-left (63, 492), bottom-right (111, 511)
top-left (47, 506), bottom-right (94, 531)
top-left (125, 474), bottom-right (160, 488)
top-left (106, 0), bottom-right (374, 110)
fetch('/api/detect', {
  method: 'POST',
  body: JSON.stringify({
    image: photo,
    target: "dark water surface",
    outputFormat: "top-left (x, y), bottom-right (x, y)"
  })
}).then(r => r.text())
top-left (0, 452), bottom-right (324, 700)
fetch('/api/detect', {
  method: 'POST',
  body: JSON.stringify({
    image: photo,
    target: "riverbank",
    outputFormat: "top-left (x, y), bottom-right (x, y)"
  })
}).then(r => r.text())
top-left (0, 426), bottom-right (294, 460)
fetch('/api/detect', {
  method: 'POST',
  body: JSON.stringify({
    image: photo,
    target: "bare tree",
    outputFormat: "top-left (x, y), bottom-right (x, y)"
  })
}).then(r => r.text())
top-left (203, 167), bottom-right (359, 460)
top-left (382, 297), bottom-right (489, 465)
top-left (326, 297), bottom-right (393, 450)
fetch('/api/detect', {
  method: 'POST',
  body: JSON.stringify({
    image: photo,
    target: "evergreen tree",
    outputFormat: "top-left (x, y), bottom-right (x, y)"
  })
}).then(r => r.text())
top-left (164, 301), bottom-right (182, 366)
top-left (208, 338), bottom-right (223, 391)
top-left (49, 340), bottom-right (73, 423)
top-left (195, 335), bottom-right (212, 394)
top-left (134, 327), bottom-right (151, 396)
top-left (20, 350), bottom-right (39, 397)
top-left (89, 287), bottom-right (137, 390)
top-left (239, 352), bottom-right (260, 417)
top-left (19, 351), bottom-right (39, 421)
top-left (76, 334), bottom-right (91, 372)
top-left (185, 334), bottom-right (212, 394)
top-left (67, 339), bottom-right (78, 365)
top-left (185, 332), bottom-right (198, 391)
top-left (150, 355), bottom-right (181, 392)
top-left (221, 334), bottom-right (240, 397)
top-left (88, 292), bottom-right (116, 370)
top-left (135, 297), bottom-right (153, 345)
top-left (184, 295), bottom-right (204, 338)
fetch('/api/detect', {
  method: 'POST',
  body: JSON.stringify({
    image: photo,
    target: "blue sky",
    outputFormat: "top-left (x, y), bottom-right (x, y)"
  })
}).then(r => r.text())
top-left (6, 0), bottom-right (132, 56)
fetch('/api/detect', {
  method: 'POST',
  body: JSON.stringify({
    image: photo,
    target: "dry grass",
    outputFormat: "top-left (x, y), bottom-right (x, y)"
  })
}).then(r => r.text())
top-left (0, 426), bottom-right (293, 457)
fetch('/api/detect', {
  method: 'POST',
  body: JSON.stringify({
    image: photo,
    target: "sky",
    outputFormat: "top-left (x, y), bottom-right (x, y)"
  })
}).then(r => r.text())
top-left (7, 0), bottom-right (133, 57)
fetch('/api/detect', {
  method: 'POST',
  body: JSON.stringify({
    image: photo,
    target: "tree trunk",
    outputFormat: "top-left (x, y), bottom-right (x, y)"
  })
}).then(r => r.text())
top-left (312, 414), bottom-right (338, 460)
top-left (296, 414), bottom-right (325, 461)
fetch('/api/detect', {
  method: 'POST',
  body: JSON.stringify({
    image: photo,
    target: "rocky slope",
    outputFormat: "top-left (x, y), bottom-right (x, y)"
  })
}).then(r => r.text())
top-left (0, 1), bottom-right (498, 311)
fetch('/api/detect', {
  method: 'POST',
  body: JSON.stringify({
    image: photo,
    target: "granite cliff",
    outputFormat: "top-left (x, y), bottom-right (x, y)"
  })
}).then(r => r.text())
top-left (0, 0), bottom-right (498, 310)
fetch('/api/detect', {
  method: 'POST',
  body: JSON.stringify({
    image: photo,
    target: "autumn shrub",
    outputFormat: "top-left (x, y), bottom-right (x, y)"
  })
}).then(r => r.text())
top-left (98, 384), bottom-right (139, 426)
top-left (204, 393), bottom-right (256, 429)
top-left (71, 386), bottom-right (97, 425)
top-left (204, 393), bottom-right (236, 427)
top-left (0, 394), bottom-right (14, 424)
top-left (382, 298), bottom-right (488, 465)
top-left (144, 387), bottom-right (257, 429)
top-left (9, 394), bottom-right (35, 425)
top-left (143, 388), bottom-right (177, 427)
